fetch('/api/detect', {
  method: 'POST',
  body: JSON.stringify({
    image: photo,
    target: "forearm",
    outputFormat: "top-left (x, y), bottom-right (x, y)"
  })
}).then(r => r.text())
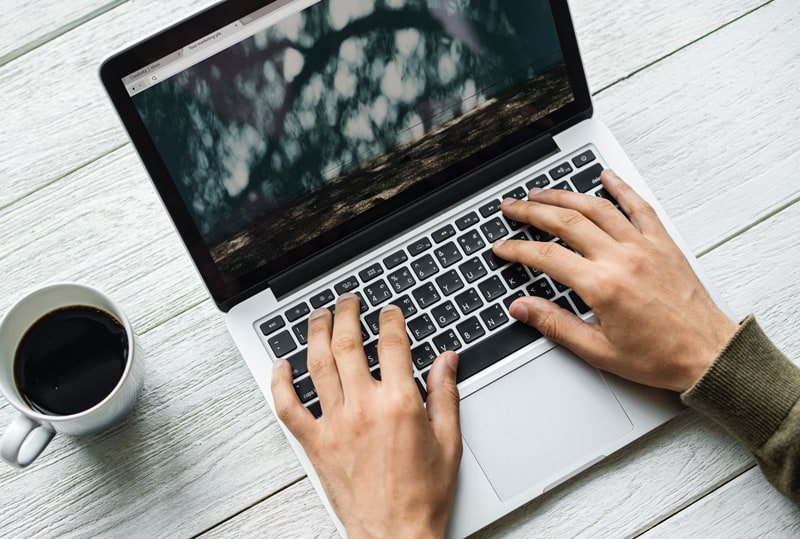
top-left (681, 315), bottom-right (800, 505)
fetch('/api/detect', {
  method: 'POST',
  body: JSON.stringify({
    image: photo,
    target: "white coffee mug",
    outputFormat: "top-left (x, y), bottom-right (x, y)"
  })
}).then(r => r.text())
top-left (0, 283), bottom-right (144, 468)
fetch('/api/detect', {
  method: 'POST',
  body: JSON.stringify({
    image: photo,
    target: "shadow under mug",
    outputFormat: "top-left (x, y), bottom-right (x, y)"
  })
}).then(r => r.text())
top-left (0, 283), bottom-right (144, 468)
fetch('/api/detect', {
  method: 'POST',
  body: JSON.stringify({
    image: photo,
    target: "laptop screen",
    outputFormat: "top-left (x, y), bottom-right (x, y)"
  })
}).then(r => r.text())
top-left (109, 0), bottom-right (587, 307)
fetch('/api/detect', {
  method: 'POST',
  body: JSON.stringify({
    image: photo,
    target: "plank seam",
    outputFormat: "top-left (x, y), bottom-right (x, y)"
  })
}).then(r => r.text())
top-left (0, 0), bottom-right (129, 68)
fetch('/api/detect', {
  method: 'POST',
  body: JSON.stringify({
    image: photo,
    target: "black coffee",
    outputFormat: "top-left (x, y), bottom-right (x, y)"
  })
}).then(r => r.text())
top-left (14, 306), bottom-right (128, 416)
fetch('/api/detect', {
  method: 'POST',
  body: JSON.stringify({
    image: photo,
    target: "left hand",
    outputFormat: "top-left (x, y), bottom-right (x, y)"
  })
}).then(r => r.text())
top-left (271, 294), bottom-right (462, 539)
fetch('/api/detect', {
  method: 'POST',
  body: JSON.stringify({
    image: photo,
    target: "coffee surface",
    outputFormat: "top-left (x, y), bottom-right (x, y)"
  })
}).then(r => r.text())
top-left (14, 306), bottom-right (128, 416)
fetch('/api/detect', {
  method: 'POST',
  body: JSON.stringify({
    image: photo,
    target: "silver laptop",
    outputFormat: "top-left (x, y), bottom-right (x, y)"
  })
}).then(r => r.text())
top-left (101, 0), bottom-right (729, 535)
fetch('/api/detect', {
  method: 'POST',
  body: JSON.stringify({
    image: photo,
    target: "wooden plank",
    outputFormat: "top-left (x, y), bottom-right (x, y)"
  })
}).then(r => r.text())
top-left (0, 0), bottom-right (126, 66)
top-left (640, 467), bottom-right (800, 538)
top-left (0, 0), bottom-right (765, 210)
top-left (595, 0), bottom-right (800, 254)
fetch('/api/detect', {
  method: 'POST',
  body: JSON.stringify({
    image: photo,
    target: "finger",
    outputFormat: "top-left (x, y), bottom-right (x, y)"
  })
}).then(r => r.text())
top-left (329, 294), bottom-right (372, 396)
top-left (601, 170), bottom-right (669, 240)
top-left (425, 352), bottom-right (462, 464)
top-left (492, 238), bottom-right (592, 294)
top-left (500, 197), bottom-right (615, 259)
top-left (526, 186), bottom-right (639, 244)
top-left (376, 304), bottom-right (416, 386)
top-left (508, 296), bottom-right (612, 367)
top-left (270, 359), bottom-right (317, 443)
top-left (306, 308), bottom-right (343, 411)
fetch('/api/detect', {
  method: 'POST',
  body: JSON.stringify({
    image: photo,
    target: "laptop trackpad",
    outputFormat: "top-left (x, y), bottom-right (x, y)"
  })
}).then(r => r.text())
top-left (460, 347), bottom-right (633, 501)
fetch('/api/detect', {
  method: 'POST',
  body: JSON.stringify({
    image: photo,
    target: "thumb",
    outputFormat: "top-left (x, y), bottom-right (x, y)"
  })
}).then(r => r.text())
top-left (509, 296), bottom-right (610, 365)
top-left (425, 351), bottom-right (462, 458)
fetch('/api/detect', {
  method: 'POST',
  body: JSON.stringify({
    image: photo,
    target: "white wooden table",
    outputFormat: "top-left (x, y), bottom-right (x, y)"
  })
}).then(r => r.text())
top-left (2, 0), bottom-right (799, 536)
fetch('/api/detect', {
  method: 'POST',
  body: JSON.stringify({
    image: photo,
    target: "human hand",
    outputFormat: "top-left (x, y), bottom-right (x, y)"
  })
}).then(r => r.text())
top-left (271, 294), bottom-right (462, 539)
top-left (494, 170), bottom-right (739, 393)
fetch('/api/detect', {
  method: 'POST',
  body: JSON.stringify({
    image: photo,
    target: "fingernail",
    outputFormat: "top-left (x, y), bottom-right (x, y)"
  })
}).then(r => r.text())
top-left (528, 187), bottom-right (543, 197)
top-left (493, 239), bottom-right (506, 248)
top-left (509, 302), bottom-right (528, 323)
top-left (273, 358), bottom-right (286, 371)
top-left (604, 168), bottom-right (620, 181)
top-left (381, 303), bottom-right (400, 313)
top-left (501, 197), bottom-right (518, 206)
top-left (310, 308), bottom-right (328, 320)
top-left (338, 292), bottom-right (357, 302)
top-left (443, 351), bottom-right (459, 372)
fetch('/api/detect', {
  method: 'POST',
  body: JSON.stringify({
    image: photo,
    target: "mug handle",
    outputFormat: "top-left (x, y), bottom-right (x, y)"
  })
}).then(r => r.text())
top-left (1, 414), bottom-right (55, 468)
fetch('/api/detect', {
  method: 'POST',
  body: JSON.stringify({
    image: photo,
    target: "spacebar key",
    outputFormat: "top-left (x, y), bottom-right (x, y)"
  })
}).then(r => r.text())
top-left (456, 323), bottom-right (542, 383)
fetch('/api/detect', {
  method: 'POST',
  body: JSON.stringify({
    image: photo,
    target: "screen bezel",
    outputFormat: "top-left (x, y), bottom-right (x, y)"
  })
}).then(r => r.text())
top-left (100, 0), bottom-right (592, 310)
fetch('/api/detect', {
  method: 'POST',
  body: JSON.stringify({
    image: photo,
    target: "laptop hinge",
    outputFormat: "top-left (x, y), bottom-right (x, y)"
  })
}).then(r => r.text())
top-left (267, 134), bottom-right (559, 300)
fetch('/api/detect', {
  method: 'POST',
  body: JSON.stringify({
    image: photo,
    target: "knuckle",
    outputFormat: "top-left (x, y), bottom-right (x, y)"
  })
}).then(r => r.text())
top-left (533, 309), bottom-right (561, 342)
top-left (557, 208), bottom-right (585, 228)
top-left (537, 240), bottom-right (560, 259)
top-left (378, 330), bottom-right (409, 351)
top-left (331, 333), bottom-right (361, 355)
top-left (589, 196), bottom-right (615, 213)
top-left (307, 352), bottom-right (331, 375)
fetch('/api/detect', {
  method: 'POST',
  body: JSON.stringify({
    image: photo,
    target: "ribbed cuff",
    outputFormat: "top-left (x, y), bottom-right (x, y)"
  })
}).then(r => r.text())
top-left (681, 315), bottom-right (800, 450)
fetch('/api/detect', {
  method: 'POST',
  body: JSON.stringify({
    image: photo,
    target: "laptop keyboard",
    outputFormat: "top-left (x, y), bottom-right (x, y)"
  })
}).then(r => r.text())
top-left (258, 147), bottom-right (616, 417)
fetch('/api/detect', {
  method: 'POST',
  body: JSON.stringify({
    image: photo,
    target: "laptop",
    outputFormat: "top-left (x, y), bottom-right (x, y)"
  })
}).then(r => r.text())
top-left (100, 0), bottom-right (729, 535)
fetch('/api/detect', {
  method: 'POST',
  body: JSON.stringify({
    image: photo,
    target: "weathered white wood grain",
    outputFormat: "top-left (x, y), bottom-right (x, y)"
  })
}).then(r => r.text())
top-left (0, 0), bottom-right (765, 210)
top-left (640, 467), bottom-right (800, 538)
top-left (596, 0), bottom-right (800, 255)
top-left (0, 298), bottom-right (306, 538)
top-left (0, 0), bottom-right (126, 66)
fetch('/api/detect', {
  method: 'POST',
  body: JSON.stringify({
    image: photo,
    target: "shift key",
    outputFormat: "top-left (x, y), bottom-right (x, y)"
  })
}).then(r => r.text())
top-left (456, 323), bottom-right (542, 383)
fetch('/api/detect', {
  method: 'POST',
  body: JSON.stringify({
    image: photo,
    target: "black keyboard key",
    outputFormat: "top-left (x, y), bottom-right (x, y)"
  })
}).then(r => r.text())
top-left (528, 226), bottom-right (554, 242)
top-left (554, 295), bottom-right (577, 314)
top-left (502, 186), bottom-right (527, 200)
top-left (310, 289), bottom-right (335, 309)
top-left (383, 250), bottom-right (408, 270)
top-left (391, 295), bottom-right (418, 318)
top-left (286, 349), bottom-right (308, 379)
top-left (411, 343), bottom-right (437, 370)
top-left (408, 314), bottom-right (437, 341)
top-left (552, 279), bottom-right (569, 293)
top-left (455, 211), bottom-right (480, 230)
top-left (458, 257), bottom-right (488, 283)
top-left (481, 249), bottom-right (505, 271)
top-left (433, 330), bottom-right (462, 354)
top-left (432, 224), bottom-right (456, 243)
top-left (454, 289), bottom-right (483, 315)
top-left (456, 323), bottom-right (542, 383)
top-left (307, 400), bottom-right (322, 418)
top-left (408, 237), bottom-right (432, 256)
top-left (364, 340), bottom-right (379, 368)
top-left (477, 276), bottom-right (507, 302)
top-left (268, 330), bottom-right (297, 357)
top-left (431, 301), bottom-right (459, 329)
top-left (572, 149), bottom-right (596, 168)
top-left (457, 230), bottom-right (486, 255)
top-left (292, 319), bottom-right (309, 346)
top-left (510, 230), bottom-right (529, 241)
top-left (435, 270), bottom-right (465, 296)
top-left (595, 188), bottom-right (620, 206)
top-left (501, 263), bottom-right (531, 289)
top-left (570, 291), bottom-right (591, 314)
top-left (285, 302), bottom-right (310, 323)
top-left (365, 310), bottom-right (381, 336)
top-left (411, 254), bottom-right (439, 281)
top-left (359, 263), bottom-right (384, 283)
top-left (549, 162), bottom-right (573, 180)
top-left (354, 292), bottom-right (369, 313)
top-left (388, 267), bottom-right (416, 293)
top-left (294, 376), bottom-right (317, 403)
top-left (478, 199), bottom-right (501, 218)
top-left (480, 217), bottom-right (509, 243)
top-left (552, 181), bottom-right (574, 192)
top-left (334, 276), bottom-right (359, 295)
top-left (371, 367), bottom-right (382, 381)
top-left (456, 316), bottom-right (485, 344)
top-left (364, 279), bottom-right (392, 307)
top-left (571, 163), bottom-right (604, 193)
top-left (412, 282), bottom-right (441, 309)
top-left (480, 303), bottom-right (509, 331)
top-left (361, 322), bottom-right (370, 342)
top-left (503, 290), bottom-right (525, 309)
top-left (525, 174), bottom-right (549, 189)
top-left (505, 217), bottom-right (523, 231)
top-left (259, 315), bottom-right (285, 336)
top-left (527, 277), bottom-right (556, 299)
top-left (434, 241), bottom-right (463, 268)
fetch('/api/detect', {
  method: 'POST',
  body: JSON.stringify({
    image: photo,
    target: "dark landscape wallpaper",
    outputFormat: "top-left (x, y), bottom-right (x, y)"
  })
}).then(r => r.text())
top-left (133, 0), bottom-right (572, 280)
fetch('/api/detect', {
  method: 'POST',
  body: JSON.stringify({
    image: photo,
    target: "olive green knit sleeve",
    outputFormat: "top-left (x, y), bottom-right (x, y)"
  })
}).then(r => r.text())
top-left (681, 315), bottom-right (800, 505)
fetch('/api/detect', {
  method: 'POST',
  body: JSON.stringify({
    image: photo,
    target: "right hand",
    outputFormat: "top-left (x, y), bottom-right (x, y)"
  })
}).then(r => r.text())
top-left (493, 170), bottom-right (739, 393)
